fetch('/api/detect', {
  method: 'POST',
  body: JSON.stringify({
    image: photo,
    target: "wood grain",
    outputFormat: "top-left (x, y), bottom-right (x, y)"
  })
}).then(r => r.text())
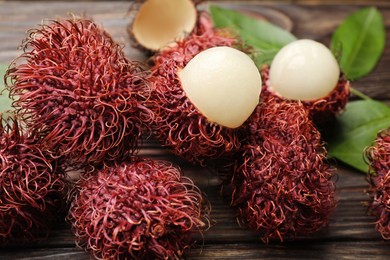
top-left (0, 1), bottom-right (390, 259)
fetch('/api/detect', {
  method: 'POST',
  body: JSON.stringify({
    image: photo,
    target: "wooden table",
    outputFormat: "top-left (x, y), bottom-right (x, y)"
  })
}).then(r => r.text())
top-left (1, 1), bottom-right (390, 259)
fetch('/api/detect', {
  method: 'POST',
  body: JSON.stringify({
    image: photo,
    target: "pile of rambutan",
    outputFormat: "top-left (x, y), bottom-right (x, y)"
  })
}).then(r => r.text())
top-left (366, 127), bottom-right (390, 239)
top-left (1, 0), bottom-right (356, 257)
top-left (3, 11), bottom-right (211, 258)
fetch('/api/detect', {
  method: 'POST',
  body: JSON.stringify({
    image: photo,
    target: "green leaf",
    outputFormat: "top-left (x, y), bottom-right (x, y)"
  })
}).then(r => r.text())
top-left (331, 7), bottom-right (385, 80)
top-left (210, 5), bottom-right (297, 67)
top-left (327, 100), bottom-right (390, 172)
top-left (0, 64), bottom-right (13, 115)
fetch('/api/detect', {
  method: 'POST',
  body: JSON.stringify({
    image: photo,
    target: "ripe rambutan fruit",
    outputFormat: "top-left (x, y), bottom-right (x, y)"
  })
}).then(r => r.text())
top-left (5, 17), bottom-right (153, 168)
top-left (67, 157), bottom-right (209, 259)
top-left (129, 0), bottom-right (202, 52)
top-left (262, 39), bottom-right (350, 124)
top-left (232, 99), bottom-right (337, 243)
top-left (0, 115), bottom-right (68, 244)
top-left (366, 127), bottom-right (390, 239)
top-left (148, 30), bottom-right (262, 165)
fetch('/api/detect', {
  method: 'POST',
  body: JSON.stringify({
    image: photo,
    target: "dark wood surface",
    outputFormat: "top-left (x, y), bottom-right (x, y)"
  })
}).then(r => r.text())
top-left (1, 1), bottom-right (390, 259)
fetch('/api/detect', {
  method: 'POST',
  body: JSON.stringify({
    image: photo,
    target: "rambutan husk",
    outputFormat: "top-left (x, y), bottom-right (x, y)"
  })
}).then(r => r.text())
top-left (5, 17), bottom-right (154, 169)
top-left (366, 127), bottom-right (390, 239)
top-left (232, 98), bottom-right (337, 243)
top-left (260, 66), bottom-right (350, 127)
top-left (147, 23), bottom-right (248, 165)
top-left (67, 157), bottom-right (210, 259)
top-left (128, 0), bottom-right (209, 53)
top-left (0, 115), bottom-right (68, 245)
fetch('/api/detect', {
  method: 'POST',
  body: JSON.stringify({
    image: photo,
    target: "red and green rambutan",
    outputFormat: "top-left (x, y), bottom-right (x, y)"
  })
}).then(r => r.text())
top-left (366, 127), bottom-right (390, 239)
top-left (262, 39), bottom-right (350, 125)
top-left (0, 115), bottom-right (68, 244)
top-left (232, 98), bottom-right (337, 243)
top-left (5, 17), bottom-right (153, 169)
top-left (67, 157), bottom-right (210, 259)
top-left (147, 26), bottom-right (262, 165)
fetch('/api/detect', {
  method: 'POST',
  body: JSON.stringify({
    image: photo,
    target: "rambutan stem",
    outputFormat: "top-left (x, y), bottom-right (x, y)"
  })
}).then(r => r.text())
top-left (350, 87), bottom-right (372, 100)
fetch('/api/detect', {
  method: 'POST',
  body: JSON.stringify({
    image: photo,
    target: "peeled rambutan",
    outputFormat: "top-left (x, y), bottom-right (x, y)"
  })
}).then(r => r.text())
top-left (148, 28), bottom-right (262, 165)
top-left (366, 127), bottom-right (390, 239)
top-left (67, 157), bottom-right (209, 259)
top-left (0, 115), bottom-right (68, 244)
top-left (262, 39), bottom-right (350, 125)
top-left (232, 98), bottom-right (337, 243)
top-left (5, 17), bottom-right (153, 168)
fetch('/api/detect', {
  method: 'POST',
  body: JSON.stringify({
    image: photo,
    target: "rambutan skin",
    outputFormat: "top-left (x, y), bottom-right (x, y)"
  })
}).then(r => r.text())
top-left (67, 157), bottom-right (209, 260)
top-left (232, 99), bottom-right (337, 243)
top-left (260, 66), bottom-right (350, 125)
top-left (128, 0), bottom-right (214, 53)
top-left (5, 17), bottom-right (153, 168)
top-left (0, 116), bottom-right (68, 244)
top-left (148, 26), bottom-right (245, 165)
top-left (366, 127), bottom-right (390, 239)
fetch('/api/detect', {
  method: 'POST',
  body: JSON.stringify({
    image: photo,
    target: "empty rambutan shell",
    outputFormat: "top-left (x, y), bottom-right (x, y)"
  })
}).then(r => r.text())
top-left (129, 0), bottom-right (198, 52)
top-left (0, 115), bottom-right (68, 244)
top-left (232, 99), bottom-right (337, 243)
top-left (366, 127), bottom-right (390, 239)
top-left (5, 17), bottom-right (153, 168)
top-left (148, 29), bottom-right (262, 165)
top-left (263, 39), bottom-right (350, 124)
top-left (67, 157), bottom-right (210, 259)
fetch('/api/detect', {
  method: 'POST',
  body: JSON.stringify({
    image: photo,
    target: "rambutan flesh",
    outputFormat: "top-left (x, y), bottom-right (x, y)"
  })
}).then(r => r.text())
top-left (5, 17), bottom-right (153, 168)
top-left (261, 66), bottom-right (350, 126)
top-left (366, 127), bottom-right (390, 239)
top-left (232, 99), bottom-right (337, 243)
top-left (264, 39), bottom-right (350, 125)
top-left (0, 116), bottom-right (68, 244)
top-left (67, 157), bottom-right (209, 259)
top-left (148, 27), bottom-right (262, 165)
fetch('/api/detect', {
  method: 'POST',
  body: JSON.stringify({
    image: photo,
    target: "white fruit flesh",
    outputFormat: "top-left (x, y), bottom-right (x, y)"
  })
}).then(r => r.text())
top-left (179, 46), bottom-right (262, 129)
top-left (132, 0), bottom-right (197, 51)
top-left (269, 39), bottom-right (340, 101)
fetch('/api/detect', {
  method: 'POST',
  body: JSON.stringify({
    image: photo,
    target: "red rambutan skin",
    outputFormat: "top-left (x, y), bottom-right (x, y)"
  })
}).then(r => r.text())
top-left (192, 10), bottom-right (216, 37)
top-left (260, 66), bottom-right (350, 126)
top-left (5, 17), bottom-right (153, 168)
top-left (128, 1), bottom-right (214, 53)
top-left (232, 99), bottom-right (337, 243)
top-left (67, 157), bottom-right (210, 260)
top-left (148, 25), bottom-right (245, 165)
top-left (0, 116), bottom-right (68, 245)
top-left (366, 127), bottom-right (390, 239)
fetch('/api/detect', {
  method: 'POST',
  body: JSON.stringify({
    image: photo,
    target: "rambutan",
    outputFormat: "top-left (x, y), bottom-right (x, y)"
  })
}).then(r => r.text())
top-left (67, 157), bottom-right (209, 259)
top-left (262, 39), bottom-right (350, 124)
top-left (366, 127), bottom-right (390, 239)
top-left (0, 115), bottom-right (68, 244)
top-left (5, 17), bottom-right (153, 168)
top-left (232, 99), bottom-right (337, 243)
top-left (148, 29), bottom-right (262, 165)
